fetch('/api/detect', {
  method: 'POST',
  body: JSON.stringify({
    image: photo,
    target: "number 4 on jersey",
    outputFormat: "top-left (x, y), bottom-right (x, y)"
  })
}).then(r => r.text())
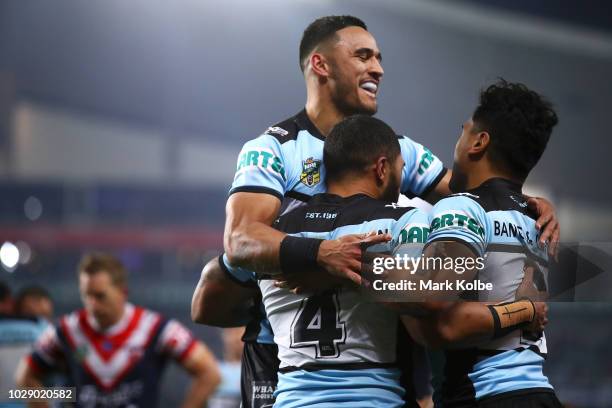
top-left (290, 291), bottom-right (346, 358)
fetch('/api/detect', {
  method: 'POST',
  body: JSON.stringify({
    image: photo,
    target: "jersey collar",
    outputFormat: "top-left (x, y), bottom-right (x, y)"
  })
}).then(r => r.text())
top-left (294, 109), bottom-right (326, 141)
top-left (476, 177), bottom-right (523, 193)
top-left (86, 303), bottom-right (135, 335)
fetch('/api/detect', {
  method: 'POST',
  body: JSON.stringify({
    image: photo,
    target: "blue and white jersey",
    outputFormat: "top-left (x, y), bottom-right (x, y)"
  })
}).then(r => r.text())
top-left (426, 178), bottom-right (553, 405)
top-left (230, 109), bottom-right (447, 215)
top-left (258, 193), bottom-right (429, 408)
top-left (225, 109), bottom-right (446, 346)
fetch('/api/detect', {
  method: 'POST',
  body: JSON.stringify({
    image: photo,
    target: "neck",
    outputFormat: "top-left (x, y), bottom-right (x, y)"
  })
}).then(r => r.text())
top-left (96, 303), bottom-right (126, 331)
top-left (305, 85), bottom-right (346, 137)
top-left (464, 161), bottom-right (522, 190)
top-left (327, 177), bottom-right (379, 199)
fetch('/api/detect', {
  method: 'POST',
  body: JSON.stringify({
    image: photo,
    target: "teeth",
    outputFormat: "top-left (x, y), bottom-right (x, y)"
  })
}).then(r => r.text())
top-left (360, 82), bottom-right (378, 93)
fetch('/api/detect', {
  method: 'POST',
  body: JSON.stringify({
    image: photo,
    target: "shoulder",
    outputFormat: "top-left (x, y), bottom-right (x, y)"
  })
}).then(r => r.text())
top-left (434, 192), bottom-right (486, 212)
top-left (340, 196), bottom-right (418, 227)
top-left (260, 114), bottom-right (301, 144)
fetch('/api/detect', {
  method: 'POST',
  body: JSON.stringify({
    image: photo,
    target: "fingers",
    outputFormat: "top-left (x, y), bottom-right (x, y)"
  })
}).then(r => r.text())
top-left (360, 233), bottom-right (392, 249)
top-left (548, 222), bottom-right (560, 261)
top-left (337, 269), bottom-right (362, 286)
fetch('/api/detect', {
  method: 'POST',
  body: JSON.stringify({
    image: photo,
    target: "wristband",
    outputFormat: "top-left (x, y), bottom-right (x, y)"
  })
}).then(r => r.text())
top-left (488, 298), bottom-right (535, 339)
top-left (279, 236), bottom-right (323, 275)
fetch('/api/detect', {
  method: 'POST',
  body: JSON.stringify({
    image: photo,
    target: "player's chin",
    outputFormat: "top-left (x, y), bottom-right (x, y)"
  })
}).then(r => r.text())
top-left (356, 99), bottom-right (378, 115)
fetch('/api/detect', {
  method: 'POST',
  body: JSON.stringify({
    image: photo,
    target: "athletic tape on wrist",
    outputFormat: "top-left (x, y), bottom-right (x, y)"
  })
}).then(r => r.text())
top-left (488, 298), bottom-right (536, 339)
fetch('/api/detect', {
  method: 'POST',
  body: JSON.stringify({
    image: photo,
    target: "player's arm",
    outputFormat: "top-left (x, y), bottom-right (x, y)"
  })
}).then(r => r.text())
top-left (389, 240), bottom-right (547, 348)
top-left (15, 357), bottom-right (48, 408)
top-left (402, 298), bottom-right (547, 349)
top-left (225, 134), bottom-right (389, 284)
top-left (224, 191), bottom-right (285, 272)
top-left (15, 324), bottom-right (64, 408)
top-left (158, 320), bottom-right (221, 407)
top-left (191, 255), bottom-right (258, 327)
top-left (179, 342), bottom-right (222, 408)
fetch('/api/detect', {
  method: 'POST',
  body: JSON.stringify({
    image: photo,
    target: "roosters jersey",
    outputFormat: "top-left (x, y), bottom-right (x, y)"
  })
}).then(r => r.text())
top-left (27, 304), bottom-right (197, 408)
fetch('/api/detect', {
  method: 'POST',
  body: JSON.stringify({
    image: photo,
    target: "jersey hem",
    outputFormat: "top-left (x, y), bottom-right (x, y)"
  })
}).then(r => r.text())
top-left (229, 186), bottom-right (284, 201)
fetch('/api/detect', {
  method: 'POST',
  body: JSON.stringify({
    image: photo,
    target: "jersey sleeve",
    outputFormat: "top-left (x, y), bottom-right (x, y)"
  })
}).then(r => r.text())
top-left (426, 195), bottom-right (491, 257)
top-left (28, 324), bottom-right (65, 374)
top-left (398, 135), bottom-right (447, 198)
top-left (390, 208), bottom-right (431, 258)
top-left (219, 253), bottom-right (257, 288)
top-left (228, 134), bottom-right (289, 201)
top-left (156, 319), bottom-right (198, 363)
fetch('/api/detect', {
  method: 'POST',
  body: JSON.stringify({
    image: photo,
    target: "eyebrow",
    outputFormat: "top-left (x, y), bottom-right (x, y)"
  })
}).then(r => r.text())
top-left (355, 47), bottom-right (382, 62)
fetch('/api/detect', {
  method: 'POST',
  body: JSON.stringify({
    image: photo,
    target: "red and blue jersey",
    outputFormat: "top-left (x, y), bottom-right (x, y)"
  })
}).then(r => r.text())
top-left (27, 303), bottom-right (197, 408)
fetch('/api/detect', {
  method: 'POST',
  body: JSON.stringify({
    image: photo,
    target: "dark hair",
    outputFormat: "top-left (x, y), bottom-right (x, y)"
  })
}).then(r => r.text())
top-left (472, 79), bottom-right (558, 180)
top-left (15, 285), bottom-right (51, 314)
top-left (299, 15), bottom-right (367, 72)
top-left (324, 115), bottom-right (400, 183)
top-left (78, 253), bottom-right (127, 288)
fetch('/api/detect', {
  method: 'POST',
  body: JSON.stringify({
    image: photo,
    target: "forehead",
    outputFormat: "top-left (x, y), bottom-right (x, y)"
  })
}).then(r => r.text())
top-left (333, 26), bottom-right (379, 52)
top-left (79, 271), bottom-right (114, 290)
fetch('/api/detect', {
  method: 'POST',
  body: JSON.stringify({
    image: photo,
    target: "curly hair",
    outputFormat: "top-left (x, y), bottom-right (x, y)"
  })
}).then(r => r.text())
top-left (472, 79), bottom-right (558, 180)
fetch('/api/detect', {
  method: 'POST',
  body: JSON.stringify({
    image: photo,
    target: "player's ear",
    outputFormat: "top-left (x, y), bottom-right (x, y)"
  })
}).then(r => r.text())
top-left (374, 156), bottom-right (387, 184)
top-left (469, 130), bottom-right (490, 155)
top-left (310, 53), bottom-right (331, 78)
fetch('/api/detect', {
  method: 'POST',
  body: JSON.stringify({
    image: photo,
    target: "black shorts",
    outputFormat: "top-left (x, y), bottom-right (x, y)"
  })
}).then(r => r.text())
top-left (240, 341), bottom-right (279, 408)
top-left (476, 389), bottom-right (563, 408)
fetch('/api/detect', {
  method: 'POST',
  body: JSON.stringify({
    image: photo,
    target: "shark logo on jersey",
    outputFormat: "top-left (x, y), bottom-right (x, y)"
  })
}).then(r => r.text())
top-left (300, 157), bottom-right (321, 187)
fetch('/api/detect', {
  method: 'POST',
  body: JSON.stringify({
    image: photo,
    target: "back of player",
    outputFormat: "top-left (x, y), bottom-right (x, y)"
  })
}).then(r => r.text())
top-left (428, 180), bottom-right (555, 406)
top-left (259, 194), bottom-right (428, 408)
top-left (425, 79), bottom-right (560, 407)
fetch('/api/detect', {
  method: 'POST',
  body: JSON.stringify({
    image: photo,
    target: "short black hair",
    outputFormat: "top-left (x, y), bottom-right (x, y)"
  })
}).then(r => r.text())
top-left (324, 115), bottom-right (400, 183)
top-left (15, 285), bottom-right (51, 314)
top-left (472, 79), bottom-right (558, 180)
top-left (299, 15), bottom-right (367, 72)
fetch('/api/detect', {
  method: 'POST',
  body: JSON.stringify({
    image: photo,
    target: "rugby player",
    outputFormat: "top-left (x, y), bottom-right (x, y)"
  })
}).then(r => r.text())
top-left (258, 115), bottom-right (546, 407)
top-left (196, 15), bottom-right (559, 408)
top-left (16, 253), bottom-right (221, 408)
top-left (402, 80), bottom-right (562, 407)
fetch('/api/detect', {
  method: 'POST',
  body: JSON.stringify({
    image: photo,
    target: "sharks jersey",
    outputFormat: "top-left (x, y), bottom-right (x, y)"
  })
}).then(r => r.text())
top-left (27, 304), bottom-right (197, 408)
top-left (230, 109), bottom-right (446, 215)
top-left (258, 193), bottom-right (430, 408)
top-left (227, 108), bottom-right (446, 343)
top-left (426, 178), bottom-right (554, 406)
top-left (226, 109), bottom-right (445, 408)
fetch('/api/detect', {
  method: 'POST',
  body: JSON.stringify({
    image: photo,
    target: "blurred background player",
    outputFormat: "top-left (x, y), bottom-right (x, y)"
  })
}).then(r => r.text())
top-left (0, 281), bottom-right (48, 407)
top-left (15, 253), bottom-right (221, 408)
top-left (15, 285), bottom-right (54, 322)
top-left (208, 327), bottom-right (243, 408)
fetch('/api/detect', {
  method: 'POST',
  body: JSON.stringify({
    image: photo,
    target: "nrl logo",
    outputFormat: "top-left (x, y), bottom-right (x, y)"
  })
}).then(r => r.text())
top-left (300, 157), bottom-right (321, 187)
